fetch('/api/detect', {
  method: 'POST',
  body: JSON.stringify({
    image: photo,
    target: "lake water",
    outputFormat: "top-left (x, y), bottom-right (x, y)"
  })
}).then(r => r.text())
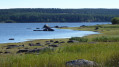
top-left (0, 22), bottom-right (111, 43)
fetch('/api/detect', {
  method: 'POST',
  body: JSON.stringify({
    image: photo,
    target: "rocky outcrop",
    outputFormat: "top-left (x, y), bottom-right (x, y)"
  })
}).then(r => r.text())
top-left (43, 24), bottom-right (54, 31)
top-left (66, 59), bottom-right (97, 67)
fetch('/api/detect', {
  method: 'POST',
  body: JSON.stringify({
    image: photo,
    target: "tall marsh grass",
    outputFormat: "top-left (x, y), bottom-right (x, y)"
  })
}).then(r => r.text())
top-left (92, 36), bottom-right (119, 42)
top-left (106, 53), bottom-right (119, 67)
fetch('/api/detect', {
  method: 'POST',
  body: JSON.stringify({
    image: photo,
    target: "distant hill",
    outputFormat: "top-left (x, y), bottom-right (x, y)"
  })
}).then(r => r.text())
top-left (0, 8), bottom-right (119, 23)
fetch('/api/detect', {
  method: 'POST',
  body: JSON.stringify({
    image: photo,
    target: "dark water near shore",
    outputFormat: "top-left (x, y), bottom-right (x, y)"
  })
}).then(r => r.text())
top-left (0, 22), bottom-right (111, 43)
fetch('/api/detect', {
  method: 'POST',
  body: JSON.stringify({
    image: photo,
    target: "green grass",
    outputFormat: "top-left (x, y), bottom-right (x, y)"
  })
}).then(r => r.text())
top-left (1, 42), bottom-right (119, 67)
top-left (0, 24), bottom-right (119, 67)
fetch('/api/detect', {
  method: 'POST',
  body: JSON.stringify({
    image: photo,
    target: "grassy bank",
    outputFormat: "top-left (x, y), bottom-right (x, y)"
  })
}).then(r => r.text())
top-left (0, 24), bottom-right (119, 67)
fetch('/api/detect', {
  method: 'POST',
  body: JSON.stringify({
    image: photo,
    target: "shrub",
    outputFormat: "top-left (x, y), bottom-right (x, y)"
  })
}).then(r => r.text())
top-left (111, 17), bottom-right (119, 24)
top-left (70, 37), bottom-right (88, 42)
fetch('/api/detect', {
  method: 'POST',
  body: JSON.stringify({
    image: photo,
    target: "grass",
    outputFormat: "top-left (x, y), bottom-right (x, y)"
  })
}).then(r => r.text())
top-left (0, 24), bottom-right (119, 67)
top-left (1, 42), bottom-right (119, 67)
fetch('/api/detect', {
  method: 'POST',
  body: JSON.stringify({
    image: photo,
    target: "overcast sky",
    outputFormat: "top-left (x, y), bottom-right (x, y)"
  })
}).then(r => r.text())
top-left (0, 0), bottom-right (119, 9)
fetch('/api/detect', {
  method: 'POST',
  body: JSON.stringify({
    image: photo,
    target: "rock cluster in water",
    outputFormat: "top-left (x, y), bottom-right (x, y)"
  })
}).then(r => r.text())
top-left (33, 24), bottom-right (54, 31)
top-left (43, 24), bottom-right (54, 31)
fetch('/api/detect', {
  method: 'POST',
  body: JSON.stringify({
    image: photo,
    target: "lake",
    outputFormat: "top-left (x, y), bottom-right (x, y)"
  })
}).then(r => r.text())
top-left (0, 22), bottom-right (111, 43)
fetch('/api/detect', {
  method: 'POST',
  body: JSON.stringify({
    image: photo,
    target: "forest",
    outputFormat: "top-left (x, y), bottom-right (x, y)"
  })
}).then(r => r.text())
top-left (0, 8), bottom-right (119, 23)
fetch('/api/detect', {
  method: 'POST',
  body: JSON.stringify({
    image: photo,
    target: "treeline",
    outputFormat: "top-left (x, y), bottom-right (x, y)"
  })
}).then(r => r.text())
top-left (0, 8), bottom-right (119, 23)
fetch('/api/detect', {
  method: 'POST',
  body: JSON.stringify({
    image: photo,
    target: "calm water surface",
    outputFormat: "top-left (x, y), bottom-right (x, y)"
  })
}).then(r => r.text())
top-left (0, 22), bottom-right (111, 43)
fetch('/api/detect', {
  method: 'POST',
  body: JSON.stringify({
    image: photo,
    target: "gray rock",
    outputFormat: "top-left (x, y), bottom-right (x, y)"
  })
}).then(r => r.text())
top-left (17, 49), bottom-right (28, 53)
top-left (35, 43), bottom-right (42, 46)
top-left (4, 51), bottom-right (10, 54)
top-left (6, 45), bottom-right (24, 49)
top-left (17, 47), bottom-right (48, 53)
top-left (46, 41), bottom-right (50, 43)
top-left (29, 43), bottom-right (41, 46)
top-left (29, 43), bottom-right (34, 46)
top-left (54, 41), bottom-right (59, 43)
top-left (67, 40), bottom-right (79, 43)
top-left (66, 59), bottom-right (97, 67)
top-left (80, 25), bottom-right (86, 27)
top-left (95, 27), bottom-right (99, 30)
top-left (54, 26), bottom-right (59, 28)
top-left (49, 45), bottom-right (58, 47)
top-left (9, 38), bottom-right (14, 40)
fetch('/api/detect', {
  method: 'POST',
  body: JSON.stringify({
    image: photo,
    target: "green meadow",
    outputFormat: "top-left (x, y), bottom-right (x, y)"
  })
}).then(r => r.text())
top-left (0, 24), bottom-right (119, 67)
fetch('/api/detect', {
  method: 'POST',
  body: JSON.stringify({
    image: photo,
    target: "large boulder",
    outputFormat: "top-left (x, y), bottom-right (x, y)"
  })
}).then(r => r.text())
top-left (66, 59), bottom-right (97, 67)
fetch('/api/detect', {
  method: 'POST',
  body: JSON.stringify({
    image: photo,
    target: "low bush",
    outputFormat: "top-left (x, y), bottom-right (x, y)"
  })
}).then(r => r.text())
top-left (70, 37), bottom-right (88, 42)
top-left (111, 17), bottom-right (119, 24)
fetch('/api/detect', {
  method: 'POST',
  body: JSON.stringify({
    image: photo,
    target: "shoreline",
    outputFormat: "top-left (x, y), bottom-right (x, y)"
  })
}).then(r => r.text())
top-left (0, 30), bottom-right (99, 44)
top-left (1, 23), bottom-right (113, 45)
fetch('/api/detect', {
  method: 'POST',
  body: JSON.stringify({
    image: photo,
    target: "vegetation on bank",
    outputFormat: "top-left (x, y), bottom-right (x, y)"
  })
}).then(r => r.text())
top-left (111, 17), bottom-right (119, 24)
top-left (1, 8), bottom-right (119, 22)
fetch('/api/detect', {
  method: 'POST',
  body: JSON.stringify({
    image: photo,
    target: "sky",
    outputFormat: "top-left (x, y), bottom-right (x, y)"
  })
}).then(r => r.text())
top-left (0, 0), bottom-right (119, 9)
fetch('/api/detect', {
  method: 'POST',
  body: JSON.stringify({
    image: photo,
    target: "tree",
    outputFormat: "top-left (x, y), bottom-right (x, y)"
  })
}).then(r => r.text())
top-left (111, 17), bottom-right (119, 24)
